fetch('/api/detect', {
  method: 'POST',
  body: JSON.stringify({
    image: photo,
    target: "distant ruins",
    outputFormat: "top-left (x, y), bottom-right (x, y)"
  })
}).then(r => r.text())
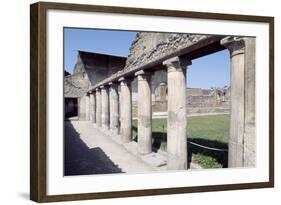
top-left (64, 32), bottom-right (256, 169)
top-left (149, 86), bottom-right (230, 115)
top-left (64, 51), bottom-right (126, 119)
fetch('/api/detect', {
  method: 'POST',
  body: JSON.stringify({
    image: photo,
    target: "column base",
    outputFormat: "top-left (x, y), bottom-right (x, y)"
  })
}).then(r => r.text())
top-left (243, 124), bottom-right (255, 167)
top-left (228, 141), bottom-right (244, 168)
top-left (167, 154), bottom-right (187, 170)
top-left (138, 146), bottom-right (152, 155)
top-left (110, 128), bottom-right (119, 135)
top-left (121, 134), bottom-right (132, 144)
top-left (101, 125), bottom-right (109, 131)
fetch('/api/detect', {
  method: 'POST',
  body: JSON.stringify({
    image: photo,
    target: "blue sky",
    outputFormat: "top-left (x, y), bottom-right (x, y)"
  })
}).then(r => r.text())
top-left (64, 28), bottom-right (230, 89)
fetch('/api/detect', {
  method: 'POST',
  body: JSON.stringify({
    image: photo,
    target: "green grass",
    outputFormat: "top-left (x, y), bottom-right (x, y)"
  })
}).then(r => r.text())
top-left (132, 114), bottom-right (230, 169)
top-left (188, 114), bottom-right (229, 143)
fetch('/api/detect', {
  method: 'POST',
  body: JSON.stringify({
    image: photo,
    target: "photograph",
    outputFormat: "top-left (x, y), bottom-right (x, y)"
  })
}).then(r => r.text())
top-left (30, 2), bottom-right (274, 202)
top-left (1, 0), bottom-right (279, 204)
top-left (63, 28), bottom-right (256, 175)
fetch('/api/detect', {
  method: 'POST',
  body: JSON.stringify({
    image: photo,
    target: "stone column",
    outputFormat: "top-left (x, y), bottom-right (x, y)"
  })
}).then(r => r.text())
top-left (85, 93), bottom-right (90, 121)
top-left (244, 38), bottom-right (256, 167)
top-left (163, 56), bottom-right (191, 170)
top-left (90, 91), bottom-right (96, 123)
top-left (158, 82), bottom-right (167, 101)
top-left (135, 70), bottom-right (152, 155)
top-left (119, 77), bottom-right (132, 143)
top-left (95, 88), bottom-right (102, 127)
top-left (221, 37), bottom-right (246, 168)
top-left (101, 86), bottom-right (109, 130)
top-left (109, 82), bottom-right (119, 134)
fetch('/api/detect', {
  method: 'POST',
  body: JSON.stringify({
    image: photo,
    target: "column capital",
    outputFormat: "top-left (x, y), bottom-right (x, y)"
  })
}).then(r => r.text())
top-left (108, 82), bottom-right (119, 89)
top-left (135, 69), bottom-right (153, 76)
top-left (163, 56), bottom-right (192, 72)
top-left (95, 87), bottom-right (100, 92)
top-left (135, 70), bottom-right (153, 81)
top-left (221, 36), bottom-right (245, 57)
top-left (118, 77), bottom-right (133, 85)
top-left (108, 81), bottom-right (118, 86)
top-left (100, 85), bottom-right (109, 89)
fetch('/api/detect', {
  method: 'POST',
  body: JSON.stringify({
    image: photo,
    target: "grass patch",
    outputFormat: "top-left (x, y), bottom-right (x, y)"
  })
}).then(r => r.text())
top-left (132, 114), bottom-right (230, 168)
top-left (192, 154), bottom-right (223, 169)
top-left (188, 114), bottom-right (229, 143)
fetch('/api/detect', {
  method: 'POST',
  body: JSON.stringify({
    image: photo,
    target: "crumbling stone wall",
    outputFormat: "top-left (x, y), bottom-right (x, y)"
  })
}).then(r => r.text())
top-left (132, 85), bottom-right (230, 117)
top-left (125, 32), bottom-right (209, 72)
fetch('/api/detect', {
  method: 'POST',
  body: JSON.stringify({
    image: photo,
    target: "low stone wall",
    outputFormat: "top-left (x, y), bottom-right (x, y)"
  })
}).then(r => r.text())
top-left (132, 86), bottom-right (231, 117)
top-left (133, 101), bottom-right (229, 117)
top-left (186, 107), bottom-right (229, 114)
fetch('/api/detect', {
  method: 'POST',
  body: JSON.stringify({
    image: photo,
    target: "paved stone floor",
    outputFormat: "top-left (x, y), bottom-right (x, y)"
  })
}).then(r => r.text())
top-left (64, 121), bottom-right (155, 176)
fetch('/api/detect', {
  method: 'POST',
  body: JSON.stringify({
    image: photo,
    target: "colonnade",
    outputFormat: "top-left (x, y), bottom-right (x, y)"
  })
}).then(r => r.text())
top-left (85, 36), bottom-right (255, 169)
top-left (87, 56), bottom-right (190, 170)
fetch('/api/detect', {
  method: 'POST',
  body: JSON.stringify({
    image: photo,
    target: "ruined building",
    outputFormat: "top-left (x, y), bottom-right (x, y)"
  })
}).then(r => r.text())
top-left (64, 51), bottom-right (126, 119)
top-left (64, 32), bottom-right (255, 169)
top-left (65, 47), bottom-right (230, 119)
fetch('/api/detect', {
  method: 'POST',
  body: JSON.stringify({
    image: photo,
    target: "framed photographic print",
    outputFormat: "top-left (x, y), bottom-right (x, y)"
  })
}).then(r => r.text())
top-left (30, 1), bottom-right (274, 202)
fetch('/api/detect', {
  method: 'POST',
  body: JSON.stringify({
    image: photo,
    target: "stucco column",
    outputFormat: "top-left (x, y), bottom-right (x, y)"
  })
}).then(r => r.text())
top-left (109, 82), bottom-right (119, 134)
top-left (95, 88), bottom-right (102, 127)
top-left (221, 37), bottom-right (246, 168)
top-left (85, 93), bottom-right (90, 121)
top-left (101, 86), bottom-right (109, 130)
top-left (90, 91), bottom-right (96, 123)
top-left (135, 70), bottom-right (152, 155)
top-left (163, 56), bottom-right (191, 170)
top-left (119, 77), bottom-right (132, 143)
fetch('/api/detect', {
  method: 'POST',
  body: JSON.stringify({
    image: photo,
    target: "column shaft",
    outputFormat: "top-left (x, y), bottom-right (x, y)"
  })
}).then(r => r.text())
top-left (229, 49), bottom-right (245, 167)
top-left (136, 71), bottom-right (152, 154)
top-left (95, 89), bottom-right (102, 127)
top-left (119, 78), bottom-right (132, 143)
top-left (244, 38), bottom-right (256, 167)
top-left (85, 94), bottom-right (90, 121)
top-left (221, 37), bottom-right (246, 168)
top-left (90, 92), bottom-right (96, 123)
top-left (109, 83), bottom-right (119, 134)
top-left (101, 86), bottom-right (109, 129)
top-left (163, 57), bottom-right (190, 170)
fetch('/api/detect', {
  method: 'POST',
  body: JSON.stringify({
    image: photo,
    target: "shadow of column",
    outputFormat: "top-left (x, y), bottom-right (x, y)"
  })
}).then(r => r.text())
top-left (64, 122), bottom-right (123, 176)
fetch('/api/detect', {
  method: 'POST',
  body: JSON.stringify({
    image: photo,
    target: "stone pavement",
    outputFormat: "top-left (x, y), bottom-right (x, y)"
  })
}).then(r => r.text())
top-left (64, 121), bottom-right (156, 175)
top-left (64, 121), bottom-right (200, 176)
